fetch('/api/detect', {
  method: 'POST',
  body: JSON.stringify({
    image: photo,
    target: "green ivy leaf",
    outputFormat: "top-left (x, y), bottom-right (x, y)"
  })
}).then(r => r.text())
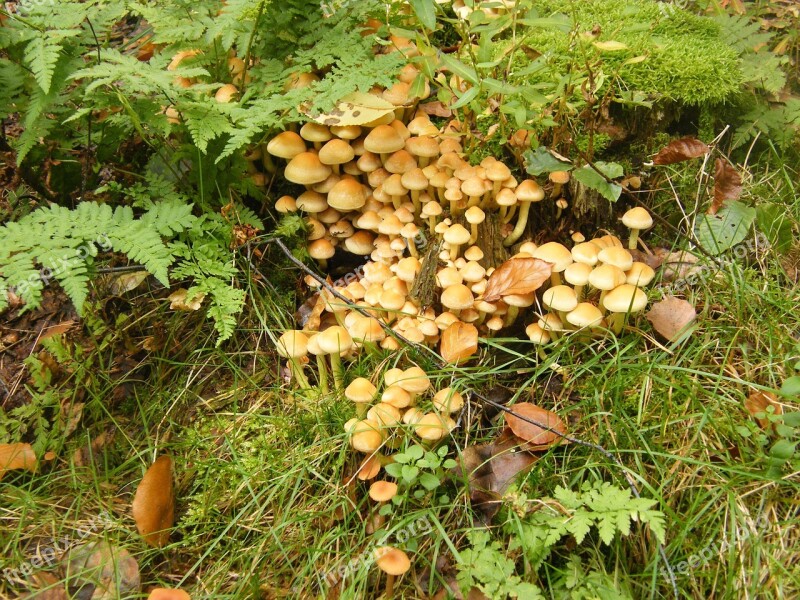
top-left (694, 200), bottom-right (756, 255)
top-left (572, 162), bottom-right (624, 202)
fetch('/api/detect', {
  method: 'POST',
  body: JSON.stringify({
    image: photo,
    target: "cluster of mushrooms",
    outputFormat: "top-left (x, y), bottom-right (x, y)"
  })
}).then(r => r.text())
top-left (267, 89), bottom-right (656, 365)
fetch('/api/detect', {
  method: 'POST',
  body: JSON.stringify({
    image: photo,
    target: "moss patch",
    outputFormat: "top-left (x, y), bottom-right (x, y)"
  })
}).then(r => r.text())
top-left (512, 0), bottom-right (741, 105)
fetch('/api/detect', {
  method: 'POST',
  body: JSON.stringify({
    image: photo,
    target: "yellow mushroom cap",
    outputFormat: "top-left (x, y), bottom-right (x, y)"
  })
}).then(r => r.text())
top-left (364, 125), bottom-right (405, 155)
top-left (276, 331), bottom-right (308, 358)
top-left (621, 207), bottom-right (653, 231)
top-left (525, 323), bottom-right (551, 345)
top-left (598, 247), bottom-right (634, 271)
top-left (397, 366), bottom-right (430, 395)
top-left (369, 480), bottom-right (398, 503)
top-left (381, 385), bottom-right (413, 409)
top-left (533, 242), bottom-right (573, 272)
top-left (317, 325), bottom-right (353, 354)
top-left (432, 387), bottom-right (464, 413)
top-left (414, 412), bottom-right (448, 441)
top-left (345, 377), bottom-right (377, 405)
top-left (571, 242), bottom-right (601, 266)
top-left (542, 285), bottom-right (578, 313)
top-left (285, 152), bottom-right (332, 185)
top-left (566, 303), bottom-right (604, 328)
top-left (588, 264), bottom-right (627, 291)
top-left (602, 284), bottom-right (648, 314)
top-left (626, 262), bottom-right (656, 287)
top-left (441, 284), bottom-right (474, 311)
top-left (318, 139), bottom-right (355, 166)
top-left (374, 547), bottom-right (411, 576)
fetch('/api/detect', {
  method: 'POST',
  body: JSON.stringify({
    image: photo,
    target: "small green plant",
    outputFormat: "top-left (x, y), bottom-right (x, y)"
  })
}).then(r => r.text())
top-left (456, 529), bottom-right (545, 599)
top-left (454, 481), bottom-right (664, 598)
top-left (384, 443), bottom-right (457, 508)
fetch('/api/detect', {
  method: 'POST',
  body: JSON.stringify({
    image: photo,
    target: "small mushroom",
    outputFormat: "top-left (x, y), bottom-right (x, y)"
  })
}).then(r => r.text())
top-left (276, 331), bottom-right (311, 389)
top-left (621, 207), bottom-right (653, 250)
top-left (374, 546), bottom-right (411, 599)
top-left (345, 378), bottom-right (377, 418)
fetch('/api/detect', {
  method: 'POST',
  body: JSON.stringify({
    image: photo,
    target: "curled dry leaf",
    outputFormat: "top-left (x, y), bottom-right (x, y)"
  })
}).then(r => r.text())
top-left (710, 158), bottom-right (742, 215)
top-left (659, 250), bottom-right (703, 283)
top-left (168, 289), bottom-right (205, 311)
top-left (459, 436), bottom-right (538, 523)
top-left (645, 296), bottom-right (697, 341)
top-left (132, 455), bottom-right (175, 548)
top-left (308, 92), bottom-right (395, 127)
top-left (504, 403), bottom-right (567, 451)
top-left (440, 321), bottom-right (478, 364)
top-left (0, 442), bottom-right (37, 480)
top-left (418, 101), bottom-right (452, 118)
top-left (20, 572), bottom-right (69, 599)
top-left (482, 258), bottom-right (553, 302)
top-left (62, 541), bottom-right (140, 600)
top-left (652, 137), bottom-right (709, 165)
top-left (745, 390), bottom-right (783, 430)
top-left (147, 589), bottom-right (192, 600)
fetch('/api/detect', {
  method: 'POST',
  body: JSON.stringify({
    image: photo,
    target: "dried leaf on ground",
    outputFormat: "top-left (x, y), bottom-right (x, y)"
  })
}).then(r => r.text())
top-left (147, 589), bottom-right (191, 600)
top-left (108, 271), bottom-right (149, 295)
top-left (73, 429), bottom-right (116, 468)
top-left (62, 401), bottom-right (85, 438)
top-left (132, 455), bottom-right (175, 548)
top-left (482, 258), bottom-right (552, 302)
top-left (710, 158), bottom-right (742, 215)
top-left (629, 247), bottom-right (669, 270)
top-left (459, 436), bottom-right (538, 523)
top-left (20, 572), bottom-right (69, 599)
top-left (504, 403), bottom-right (567, 451)
top-left (38, 321), bottom-right (75, 344)
top-left (645, 296), bottom-right (697, 340)
top-left (0, 442), bottom-right (37, 480)
top-left (745, 390), bottom-right (783, 429)
top-left (652, 137), bottom-right (709, 165)
top-left (418, 101), bottom-right (452, 118)
top-left (168, 289), bottom-right (205, 311)
top-left (440, 322), bottom-right (478, 364)
top-left (62, 541), bottom-right (140, 600)
top-left (659, 251), bottom-right (703, 283)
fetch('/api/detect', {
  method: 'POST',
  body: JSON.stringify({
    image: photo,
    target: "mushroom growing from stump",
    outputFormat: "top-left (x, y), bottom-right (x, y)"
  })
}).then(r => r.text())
top-left (504, 179), bottom-right (545, 247)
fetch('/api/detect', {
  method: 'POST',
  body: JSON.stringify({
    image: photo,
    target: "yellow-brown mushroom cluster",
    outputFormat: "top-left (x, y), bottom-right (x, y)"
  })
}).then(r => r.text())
top-left (341, 367), bottom-right (464, 479)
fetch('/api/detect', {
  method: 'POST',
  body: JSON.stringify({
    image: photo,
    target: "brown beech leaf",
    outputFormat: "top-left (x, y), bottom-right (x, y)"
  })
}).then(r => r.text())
top-left (652, 137), bottom-right (709, 165)
top-left (132, 455), bottom-right (175, 548)
top-left (645, 296), bottom-right (697, 341)
top-left (63, 541), bottom-right (140, 599)
top-left (148, 589), bottom-right (192, 600)
top-left (482, 258), bottom-right (552, 302)
top-left (440, 322), bottom-right (478, 364)
top-left (418, 101), bottom-right (452, 118)
top-left (709, 158), bottom-right (742, 215)
top-left (20, 572), bottom-right (69, 599)
top-left (504, 403), bottom-right (567, 451)
top-left (459, 436), bottom-right (538, 523)
top-left (745, 390), bottom-right (783, 430)
top-left (0, 442), bottom-right (37, 480)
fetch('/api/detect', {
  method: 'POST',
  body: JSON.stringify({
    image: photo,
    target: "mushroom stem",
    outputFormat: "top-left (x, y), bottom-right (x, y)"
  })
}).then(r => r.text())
top-left (407, 239), bottom-right (419, 258)
top-left (504, 305), bottom-right (520, 327)
top-left (503, 201), bottom-right (531, 246)
top-left (384, 574), bottom-right (396, 599)
top-left (574, 284), bottom-right (585, 302)
top-left (315, 354), bottom-right (329, 394)
top-left (550, 272), bottom-right (562, 287)
top-left (608, 312), bottom-right (625, 335)
top-left (503, 203), bottom-right (518, 224)
top-left (428, 215), bottom-right (437, 234)
top-left (448, 243), bottom-right (461, 262)
top-left (410, 190), bottom-right (421, 216)
top-left (627, 228), bottom-right (641, 251)
top-left (288, 359), bottom-right (311, 389)
top-left (468, 223), bottom-right (479, 246)
top-left (329, 352), bottom-right (345, 392)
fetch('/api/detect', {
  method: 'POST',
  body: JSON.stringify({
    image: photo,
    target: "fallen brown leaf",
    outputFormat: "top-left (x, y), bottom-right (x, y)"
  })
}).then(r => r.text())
top-left (418, 101), bottom-right (452, 118)
top-left (0, 442), bottom-right (37, 480)
top-left (73, 429), bottom-right (116, 468)
top-left (168, 289), bottom-right (205, 311)
top-left (147, 589), bottom-right (192, 600)
top-left (459, 436), bottom-right (538, 523)
top-left (132, 455), bottom-right (175, 548)
top-left (645, 296), bottom-right (697, 341)
top-left (482, 257), bottom-right (552, 302)
top-left (652, 137), bottom-right (709, 165)
top-left (504, 403), bottom-right (567, 451)
top-left (61, 401), bottom-right (85, 438)
top-left (440, 322), bottom-right (478, 364)
top-left (38, 321), bottom-right (75, 344)
top-left (62, 541), bottom-right (140, 600)
top-left (629, 247), bottom-right (669, 270)
top-left (710, 158), bottom-right (742, 215)
top-left (20, 572), bottom-right (69, 599)
top-left (745, 390), bottom-right (783, 430)
top-left (659, 250), bottom-right (703, 283)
